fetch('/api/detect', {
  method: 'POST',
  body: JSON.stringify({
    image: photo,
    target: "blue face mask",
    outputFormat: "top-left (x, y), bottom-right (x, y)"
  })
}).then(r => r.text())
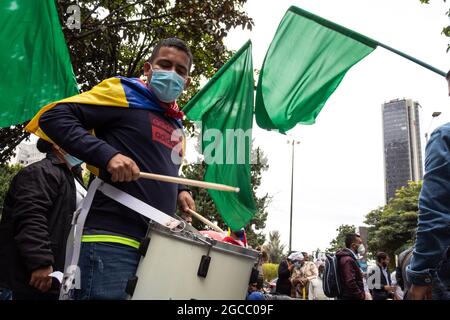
top-left (150, 69), bottom-right (186, 102)
top-left (63, 154), bottom-right (83, 168)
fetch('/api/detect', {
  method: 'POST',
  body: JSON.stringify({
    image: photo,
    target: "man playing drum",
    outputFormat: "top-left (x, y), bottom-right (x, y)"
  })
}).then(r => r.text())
top-left (32, 38), bottom-right (196, 300)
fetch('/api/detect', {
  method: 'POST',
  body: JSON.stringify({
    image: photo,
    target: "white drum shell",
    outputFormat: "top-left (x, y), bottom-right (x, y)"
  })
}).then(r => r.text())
top-left (130, 226), bottom-right (259, 300)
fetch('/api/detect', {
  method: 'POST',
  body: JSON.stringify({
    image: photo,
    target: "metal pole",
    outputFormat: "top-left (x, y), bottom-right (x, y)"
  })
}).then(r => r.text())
top-left (377, 42), bottom-right (447, 78)
top-left (289, 140), bottom-right (295, 253)
top-left (425, 112), bottom-right (442, 143)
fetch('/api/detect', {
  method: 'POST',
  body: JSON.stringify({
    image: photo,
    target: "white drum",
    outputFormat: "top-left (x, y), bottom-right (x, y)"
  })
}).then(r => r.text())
top-left (127, 222), bottom-right (260, 300)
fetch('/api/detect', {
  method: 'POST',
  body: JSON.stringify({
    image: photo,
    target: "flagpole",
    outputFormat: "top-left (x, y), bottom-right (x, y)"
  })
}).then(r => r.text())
top-left (377, 42), bottom-right (446, 78)
top-left (286, 6), bottom-right (447, 78)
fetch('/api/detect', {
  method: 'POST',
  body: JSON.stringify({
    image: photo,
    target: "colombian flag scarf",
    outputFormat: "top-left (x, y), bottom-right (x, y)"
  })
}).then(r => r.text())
top-left (25, 76), bottom-right (185, 174)
top-left (26, 76), bottom-right (184, 141)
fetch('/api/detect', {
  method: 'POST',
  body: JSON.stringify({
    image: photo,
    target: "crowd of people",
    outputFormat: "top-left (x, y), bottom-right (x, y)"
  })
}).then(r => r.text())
top-left (250, 230), bottom-right (448, 301)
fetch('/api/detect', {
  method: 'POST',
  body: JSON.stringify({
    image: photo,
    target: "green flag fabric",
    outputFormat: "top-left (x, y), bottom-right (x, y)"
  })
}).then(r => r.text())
top-left (183, 41), bottom-right (256, 230)
top-left (0, 0), bottom-right (78, 127)
top-left (255, 6), bottom-right (377, 133)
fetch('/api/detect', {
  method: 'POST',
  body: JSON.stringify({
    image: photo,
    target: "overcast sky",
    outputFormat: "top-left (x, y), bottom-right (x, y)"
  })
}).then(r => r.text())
top-left (219, 0), bottom-right (449, 253)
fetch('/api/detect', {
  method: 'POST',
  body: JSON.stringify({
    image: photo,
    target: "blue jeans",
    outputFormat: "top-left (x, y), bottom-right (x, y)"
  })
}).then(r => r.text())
top-left (0, 288), bottom-right (12, 300)
top-left (74, 242), bottom-right (140, 300)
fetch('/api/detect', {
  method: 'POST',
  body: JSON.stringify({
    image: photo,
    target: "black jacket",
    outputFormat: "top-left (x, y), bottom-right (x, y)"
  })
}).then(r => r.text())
top-left (0, 153), bottom-right (76, 297)
top-left (276, 259), bottom-right (292, 296)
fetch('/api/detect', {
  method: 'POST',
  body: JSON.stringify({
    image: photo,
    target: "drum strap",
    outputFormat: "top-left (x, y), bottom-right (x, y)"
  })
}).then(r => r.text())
top-left (60, 177), bottom-right (181, 299)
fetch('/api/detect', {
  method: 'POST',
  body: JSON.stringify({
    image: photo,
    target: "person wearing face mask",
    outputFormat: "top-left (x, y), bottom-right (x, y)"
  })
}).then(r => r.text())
top-left (288, 252), bottom-right (304, 298)
top-left (368, 252), bottom-right (396, 300)
top-left (29, 38), bottom-right (196, 300)
top-left (276, 251), bottom-right (301, 297)
top-left (0, 139), bottom-right (83, 300)
top-left (291, 252), bottom-right (318, 299)
top-left (335, 233), bottom-right (366, 300)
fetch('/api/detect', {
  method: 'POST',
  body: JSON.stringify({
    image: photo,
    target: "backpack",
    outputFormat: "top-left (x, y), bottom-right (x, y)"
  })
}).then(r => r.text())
top-left (322, 253), bottom-right (341, 298)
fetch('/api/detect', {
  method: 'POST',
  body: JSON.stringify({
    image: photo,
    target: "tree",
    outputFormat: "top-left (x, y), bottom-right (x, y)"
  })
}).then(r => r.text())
top-left (261, 263), bottom-right (278, 282)
top-left (0, 164), bottom-right (23, 219)
top-left (265, 231), bottom-right (285, 264)
top-left (327, 224), bottom-right (357, 253)
top-left (0, 124), bottom-right (29, 165)
top-left (364, 181), bottom-right (422, 259)
top-left (420, 0), bottom-right (450, 52)
top-left (0, 0), bottom-right (254, 164)
top-left (182, 146), bottom-right (269, 248)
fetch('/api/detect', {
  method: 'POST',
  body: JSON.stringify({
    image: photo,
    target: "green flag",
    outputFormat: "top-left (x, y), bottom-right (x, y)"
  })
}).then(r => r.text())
top-left (255, 6), bottom-right (377, 133)
top-left (183, 41), bottom-right (256, 230)
top-left (0, 0), bottom-right (78, 127)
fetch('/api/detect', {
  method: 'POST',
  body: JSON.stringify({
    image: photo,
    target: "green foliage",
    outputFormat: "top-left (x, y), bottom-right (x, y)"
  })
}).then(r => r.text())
top-left (327, 224), bottom-right (357, 253)
top-left (420, 0), bottom-right (450, 52)
top-left (364, 181), bottom-right (422, 259)
top-left (0, 0), bottom-right (254, 163)
top-left (262, 263), bottom-right (278, 282)
top-left (181, 147), bottom-right (269, 248)
top-left (0, 164), bottom-right (23, 219)
top-left (57, 0), bottom-right (253, 92)
top-left (0, 124), bottom-right (29, 165)
top-left (265, 231), bottom-right (285, 264)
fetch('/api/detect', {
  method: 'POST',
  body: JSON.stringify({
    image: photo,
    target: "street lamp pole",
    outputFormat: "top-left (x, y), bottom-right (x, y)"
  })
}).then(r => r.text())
top-left (425, 111), bottom-right (442, 143)
top-left (288, 139), bottom-right (300, 253)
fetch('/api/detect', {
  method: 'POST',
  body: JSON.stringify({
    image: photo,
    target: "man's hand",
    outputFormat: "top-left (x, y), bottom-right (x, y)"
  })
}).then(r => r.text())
top-left (384, 285), bottom-right (395, 293)
top-left (291, 276), bottom-right (300, 286)
top-left (177, 190), bottom-right (195, 213)
top-left (408, 284), bottom-right (432, 300)
top-left (106, 154), bottom-right (140, 182)
top-left (29, 266), bottom-right (53, 293)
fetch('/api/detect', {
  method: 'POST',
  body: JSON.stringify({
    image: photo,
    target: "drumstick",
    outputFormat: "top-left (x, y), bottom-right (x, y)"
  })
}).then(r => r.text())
top-left (187, 208), bottom-right (224, 233)
top-left (139, 172), bottom-right (240, 193)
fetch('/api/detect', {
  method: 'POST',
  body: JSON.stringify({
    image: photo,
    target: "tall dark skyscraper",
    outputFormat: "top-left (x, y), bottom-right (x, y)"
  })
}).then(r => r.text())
top-left (382, 99), bottom-right (423, 203)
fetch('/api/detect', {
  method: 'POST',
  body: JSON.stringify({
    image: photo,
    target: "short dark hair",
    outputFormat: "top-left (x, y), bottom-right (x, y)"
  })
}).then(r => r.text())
top-left (345, 233), bottom-right (361, 248)
top-left (446, 69), bottom-right (450, 80)
top-left (376, 252), bottom-right (389, 262)
top-left (148, 38), bottom-right (193, 74)
top-left (36, 138), bottom-right (53, 154)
